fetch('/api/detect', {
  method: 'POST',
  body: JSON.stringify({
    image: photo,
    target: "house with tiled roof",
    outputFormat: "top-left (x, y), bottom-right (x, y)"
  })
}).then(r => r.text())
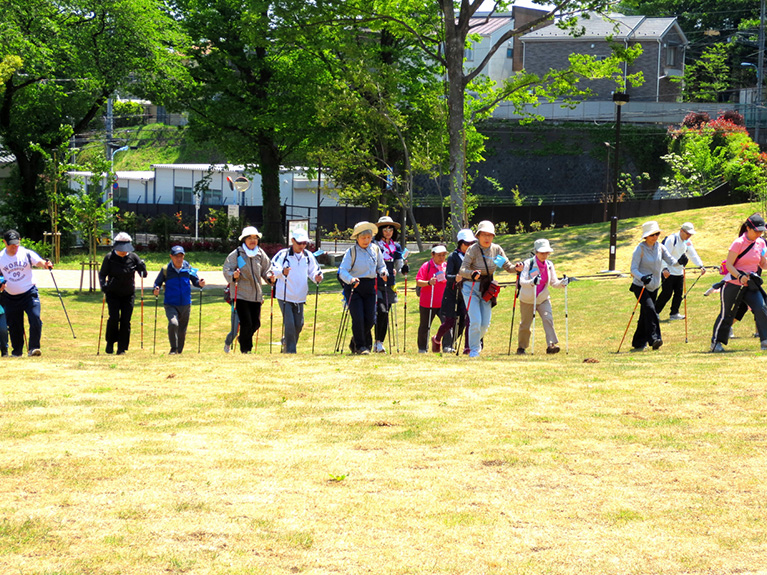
top-left (520, 13), bottom-right (688, 102)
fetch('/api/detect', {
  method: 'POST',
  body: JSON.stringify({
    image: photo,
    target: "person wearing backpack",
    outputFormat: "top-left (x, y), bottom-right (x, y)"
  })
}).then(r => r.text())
top-left (516, 239), bottom-right (568, 355)
top-left (153, 245), bottom-right (206, 354)
top-left (656, 222), bottom-right (706, 320)
top-left (415, 244), bottom-right (448, 353)
top-left (459, 220), bottom-right (518, 358)
top-left (98, 232), bottom-right (147, 355)
top-left (337, 221), bottom-right (387, 355)
top-left (373, 216), bottom-right (406, 353)
top-left (223, 226), bottom-right (273, 354)
top-left (434, 229), bottom-right (476, 354)
top-left (629, 221), bottom-right (678, 351)
top-left (710, 214), bottom-right (767, 352)
top-left (270, 228), bottom-right (323, 353)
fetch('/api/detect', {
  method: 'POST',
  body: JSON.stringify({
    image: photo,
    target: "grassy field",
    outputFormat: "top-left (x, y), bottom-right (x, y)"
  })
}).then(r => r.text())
top-left (3, 203), bottom-right (767, 574)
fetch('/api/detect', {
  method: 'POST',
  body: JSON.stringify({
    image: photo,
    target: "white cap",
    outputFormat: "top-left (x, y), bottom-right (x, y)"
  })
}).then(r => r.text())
top-left (239, 226), bottom-right (262, 241)
top-left (681, 222), bottom-right (696, 235)
top-left (533, 238), bottom-right (553, 253)
top-left (642, 221), bottom-right (661, 239)
top-left (291, 228), bottom-right (310, 243)
top-left (456, 229), bottom-right (477, 243)
top-left (431, 244), bottom-right (447, 254)
top-left (476, 220), bottom-right (495, 236)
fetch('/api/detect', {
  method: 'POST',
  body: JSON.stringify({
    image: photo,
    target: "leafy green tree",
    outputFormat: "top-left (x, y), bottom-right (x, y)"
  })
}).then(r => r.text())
top-left (677, 43), bottom-right (731, 102)
top-left (0, 0), bottom-right (186, 238)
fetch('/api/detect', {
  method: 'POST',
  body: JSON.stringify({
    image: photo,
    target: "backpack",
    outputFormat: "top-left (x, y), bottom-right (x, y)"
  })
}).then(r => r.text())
top-left (336, 244), bottom-right (381, 287)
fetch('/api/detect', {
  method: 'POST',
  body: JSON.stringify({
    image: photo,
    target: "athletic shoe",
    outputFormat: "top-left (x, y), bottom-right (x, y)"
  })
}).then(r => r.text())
top-left (651, 339), bottom-right (663, 350)
top-left (710, 342), bottom-right (724, 353)
top-left (761, 340), bottom-right (767, 351)
top-left (442, 347), bottom-right (455, 354)
top-left (546, 344), bottom-right (560, 354)
top-left (359, 348), bottom-right (370, 355)
top-left (418, 349), bottom-right (428, 354)
top-left (374, 341), bottom-right (386, 353)
top-left (516, 348), bottom-right (526, 355)
top-left (28, 349), bottom-right (42, 357)
top-left (729, 328), bottom-right (735, 339)
top-left (169, 350), bottom-right (178, 355)
top-left (431, 336), bottom-right (441, 353)
top-left (669, 313), bottom-right (685, 320)
top-left (224, 343), bottom-right (231, 353)
top-left (631, 344), bottom-right (646, 352)
top-left (105, 343), bottom-right (114, 354)
top-left (469, 351), bottom-right (480, 358)
top-left (116, 351), bottom-right (126, 356)
top-left (703, 287), bottom-right (715, 297)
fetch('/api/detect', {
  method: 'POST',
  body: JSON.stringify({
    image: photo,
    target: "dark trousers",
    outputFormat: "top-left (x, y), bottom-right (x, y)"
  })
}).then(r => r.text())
top-left (712, 282), bottom-right (767, 345)
top-left (106, 293), bottom-right (134, 353)
top-left (435, 315), bottom-right (465, 350)
top-left (236, 299), bottom-right (262, 353)
top-left (345, 278), bottom-right (376, 352)
top-left (655, 274), bottom-right (684, 316)
top-left (418, 306), bottom-right (441, 351)
top-left (375, 280), bottom-right (396, 342)
top-left (164, 304), bottom-right (191, 353)
top-left (1, 287), bottom-right (42, 356)
top-left (630, 284), bottom-right (661, 348)
top-left (0, 312), bottom-right (7, 355)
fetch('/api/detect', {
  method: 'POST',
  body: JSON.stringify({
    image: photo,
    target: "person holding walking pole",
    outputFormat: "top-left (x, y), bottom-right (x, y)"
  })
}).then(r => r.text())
top-left (153, 245), bottom-right (206, 354)
top-left (98, 232), bottom-right (147, 355)
top-left (223, 283), bottom-right (240, 353)
top-left (628, 221), bottom-right (678, 351)
top-left (710, 214), bottom-right (767, 352)
top-left (270, 228), bottom-right (323, 354)
top-left (373, 216), bottom-right (406, 353)
top-left (415, 244), bottom-right (448, 353)
top-left (433, 229), bottom-right (476, 354)
top-left (223, 226), bottom-right (272, 354)
top-left (0, 230), bottom-right (53, 357)
top-left (656, 222), bottom-right (706, 321)
top-left (459, 221), bottom-right (518, 358)
top-left (0, 278), bottom-right (9, 357)
top-left (337, 221), bottom-right (387, 355)
top-left (516, 239), bottom-right (569, 355)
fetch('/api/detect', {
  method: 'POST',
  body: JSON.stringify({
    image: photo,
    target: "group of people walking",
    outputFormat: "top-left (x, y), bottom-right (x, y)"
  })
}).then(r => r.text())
top-left (3, 212), bottom-right (767, 357)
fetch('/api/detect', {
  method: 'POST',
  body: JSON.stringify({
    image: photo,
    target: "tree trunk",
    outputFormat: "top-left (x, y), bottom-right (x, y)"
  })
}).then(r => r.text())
top-left (258, 137), bottom-right (283, 243)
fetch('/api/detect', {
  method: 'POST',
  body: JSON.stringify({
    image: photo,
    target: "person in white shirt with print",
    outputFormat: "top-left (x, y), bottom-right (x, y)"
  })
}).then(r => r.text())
top-left (656, 222), bottom-right (706, 320)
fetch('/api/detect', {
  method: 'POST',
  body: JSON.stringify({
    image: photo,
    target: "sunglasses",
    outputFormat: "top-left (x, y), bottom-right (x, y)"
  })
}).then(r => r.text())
top-left (294, 241), bottom-right (307, 245)
top-left (649, 232), bottom-right (660, 237)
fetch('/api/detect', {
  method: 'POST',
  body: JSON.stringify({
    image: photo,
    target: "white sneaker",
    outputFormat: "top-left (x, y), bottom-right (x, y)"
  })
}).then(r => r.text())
top-left (703, 287), bottom-right (715, 297)
top-left (761, 340), bottom-right (767, 351)
top-left (443, 347), bottom-right (455, 354)
top-left (669, 313), bottom-right (685, 320)
top-left (374, 341), bottom-right (386, 353)
top-left (28, 349), bottom-right (42, 357)
top-left (710, 342), bottom-right (724, 353)
top-left (224, 343), bottom-right (231, 353)
top-left (729, 328), bottom-right (735, 339)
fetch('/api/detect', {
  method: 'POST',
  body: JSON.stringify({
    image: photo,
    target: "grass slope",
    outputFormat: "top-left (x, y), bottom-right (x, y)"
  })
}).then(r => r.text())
top-left (2, 203), bottom-right (767, 574)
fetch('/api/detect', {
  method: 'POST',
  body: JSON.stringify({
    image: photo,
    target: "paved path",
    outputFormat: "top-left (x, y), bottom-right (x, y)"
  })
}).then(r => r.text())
top-left (34, 269), bottom-right (228, 291)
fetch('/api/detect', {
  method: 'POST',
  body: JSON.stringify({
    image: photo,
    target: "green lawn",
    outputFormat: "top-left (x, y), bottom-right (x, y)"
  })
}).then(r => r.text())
top-left (2, 203), bottom-right (767, 574)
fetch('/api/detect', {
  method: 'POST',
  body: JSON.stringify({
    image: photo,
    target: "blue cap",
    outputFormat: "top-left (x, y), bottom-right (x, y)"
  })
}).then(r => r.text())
top-left (170, 245), bottom-right (185, 255)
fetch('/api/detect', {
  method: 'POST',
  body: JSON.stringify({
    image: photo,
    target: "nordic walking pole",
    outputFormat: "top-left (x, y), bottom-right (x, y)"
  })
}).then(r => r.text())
top-left (153, 292), bottom-right (158, 354)
top-left (617, 285), bottom-right (645, 353)
top-left (311, 281), bottom-right (319, 354)
top-left (280, 264), bottom-right (289, 353)
top-left (269, 282), bottom-right (275, 354)
top-left (507, 275), bottom-right (520, 355)
top-left (384, 282), bottom-right (392, 354)
top-left (531, 308), bottom-right (536, 355)
top-left (403, 273), bottom-right (408, 353)
top-left (456, 280), bottom-right (476, 355)
top-left (683, 268), bottom-right (688, 344)
top-left (427, 274), bottom-right (436, 351)
top-left (565, 279), bottom-right (569, 354)
top-left (232, 279), bottom-right (239, 350)
top-left (198, 286), bottom-right (203, 354)
top-left (140, 276), bottom-right (144, 349)
top-left (97, 294), bottom-right (106, 355)
top-left (48, 266), bottom-right (76, 338)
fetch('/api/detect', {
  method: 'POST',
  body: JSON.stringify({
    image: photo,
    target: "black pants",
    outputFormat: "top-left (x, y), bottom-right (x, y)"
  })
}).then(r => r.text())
top-left (236, 299), bottom-right (262, 353)
top-left (375, 278), bottom-right (396, 342)
top-left (345, 278), bottom-right (376, 352)
top-left (418, 306), bottom-right (441, 351)
top-left (630, 284), bottom-right (661, 348)
top-left (106, 293), bottom-right (134, 353)
top-left (712, 282), bottom-right (767, 345)
top-left (1, 287), bottom-right (42, 356)
top-left (655, 274), bottom-right (684, 316)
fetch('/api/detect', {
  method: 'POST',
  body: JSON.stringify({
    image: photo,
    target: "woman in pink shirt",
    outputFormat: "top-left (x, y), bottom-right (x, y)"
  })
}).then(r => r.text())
top-left (416, 245), bottom-right (448, 353)
top-left (711, 213), bottom-right (767, 352)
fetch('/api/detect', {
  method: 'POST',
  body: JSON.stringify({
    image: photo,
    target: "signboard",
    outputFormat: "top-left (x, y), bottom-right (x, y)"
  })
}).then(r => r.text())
top-left (227, 204), bottom-right (240, 219)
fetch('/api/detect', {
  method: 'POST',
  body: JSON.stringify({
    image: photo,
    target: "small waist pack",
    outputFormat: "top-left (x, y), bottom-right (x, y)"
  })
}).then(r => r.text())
top-left (224, 284), bottom-right (232, 304)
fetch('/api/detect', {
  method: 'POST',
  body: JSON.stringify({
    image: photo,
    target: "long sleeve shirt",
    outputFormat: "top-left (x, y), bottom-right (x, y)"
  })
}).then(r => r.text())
top-left (459, 243), bottom-right (516, 279)
top-left (631, 241), bottom-right (676, 292)
top-left (661, 232), bottom-right (704, 275)
top-left (270, 248), bottom-right (322, 304)
top-left (338, 243), bottom-right (387, 284)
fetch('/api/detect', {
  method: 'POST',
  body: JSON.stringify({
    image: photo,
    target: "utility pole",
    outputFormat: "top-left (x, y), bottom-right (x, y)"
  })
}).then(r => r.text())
top-left (758, 0), bottom-right (766, 145)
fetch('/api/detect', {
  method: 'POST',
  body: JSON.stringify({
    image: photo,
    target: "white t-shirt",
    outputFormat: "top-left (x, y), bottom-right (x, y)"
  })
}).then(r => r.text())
top-left (0, 246), bottom-right (43, 295)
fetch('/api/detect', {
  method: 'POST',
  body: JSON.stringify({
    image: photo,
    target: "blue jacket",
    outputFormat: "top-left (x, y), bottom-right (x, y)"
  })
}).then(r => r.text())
top-left (154, 261), bottom-right (201, 306)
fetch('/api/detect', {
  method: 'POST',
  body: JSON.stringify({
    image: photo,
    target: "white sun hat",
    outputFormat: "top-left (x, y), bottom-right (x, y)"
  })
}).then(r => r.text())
top-left (456, 229), bottom-right (477, 243)
top-left (642, 221), bottom-right (661, 239)
top-left (291, 228), bottom-right (310, 243)
top-left (476, 220), bottom-right (496, 235)
top-left (533, 238), bottom-right (553, 253)
top-left (239, 226), bottom-right (262, 241)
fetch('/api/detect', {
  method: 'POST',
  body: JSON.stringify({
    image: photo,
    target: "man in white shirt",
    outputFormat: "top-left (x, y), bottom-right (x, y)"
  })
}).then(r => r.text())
top-left (270, 228), bottom-right (323, 353)
top-left (656, 222), bottom-right (706, 320)
top-left (0, 230), bottom-right (54, 357)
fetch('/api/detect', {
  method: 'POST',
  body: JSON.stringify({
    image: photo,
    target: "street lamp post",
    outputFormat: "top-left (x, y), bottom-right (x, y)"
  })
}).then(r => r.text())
top-left (608, 92), bottom-right (630, 273)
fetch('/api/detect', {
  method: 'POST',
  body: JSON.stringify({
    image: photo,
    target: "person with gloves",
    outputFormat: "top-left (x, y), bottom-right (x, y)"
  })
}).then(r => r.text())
top-left (372, 216), bottom-right (405, 353)
top-left (98, 232), bottom-right (147, 355)
top-left (656, 222), bottom-right (706, 320)
top-left (516, 239), bottom-right (568, 355)
top-left (434, 229), bottom-right (476, 354)
top-left (629, 221), bottom-right (678, 351)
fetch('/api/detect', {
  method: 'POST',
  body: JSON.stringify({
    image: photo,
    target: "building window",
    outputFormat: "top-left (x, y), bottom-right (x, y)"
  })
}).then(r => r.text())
top-left (666, 46), bottom-right (678, 67)
top-left (204, 189), bottom-right (222, 205)
top-left (174, 186), bottom-right (194, 205)
top-left (114, 186), bottom-right (128, 203)
top-left (506, 47), bottom-right (513, 59)
top-left (465, 48), bottom-right (474, 62)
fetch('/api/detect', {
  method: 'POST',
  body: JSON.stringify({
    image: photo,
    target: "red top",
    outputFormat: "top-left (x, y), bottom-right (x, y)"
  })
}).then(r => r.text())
top-left (416, 259), bottom-right (447, 308)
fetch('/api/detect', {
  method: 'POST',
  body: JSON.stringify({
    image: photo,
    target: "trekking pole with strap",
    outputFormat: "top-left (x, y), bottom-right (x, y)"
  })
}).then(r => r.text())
top-left (48, 266), bottom-right (76, 338)
top-left (403, 273), bottom-right (408, 353)
top-left (565, 278), bottom-right (569, 354)
top-left (456, 280), bottom-right (476, 355)
top-left (384, 281), bottom-right (392, 353)
top-left (269, 282), bottom-right (275, 354)
top-left (97, 294), bottom-right (106, 355)
top-left (198, 286), bottom-right (203, 354)
top-left (683, 268), bottom-right (688, 344)
top-left (140, 275), bottom-right (144, 349)
top-left (427, 269), bottom-right (436, 351)
top-left (617, 285), bottom-right (645, 353)
top-left (153, 292), bottom-right (158, 354)
top-left (311, 281), bottom-right (320, 354)
top-left (507, 274), bottom-right (520, 355)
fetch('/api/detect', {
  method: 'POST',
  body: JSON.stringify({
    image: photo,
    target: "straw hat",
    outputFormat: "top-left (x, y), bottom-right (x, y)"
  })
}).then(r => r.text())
top-left (376, 216), bottom-right (401, 229)
top-left (351, 221), bottom-right (378, 239)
